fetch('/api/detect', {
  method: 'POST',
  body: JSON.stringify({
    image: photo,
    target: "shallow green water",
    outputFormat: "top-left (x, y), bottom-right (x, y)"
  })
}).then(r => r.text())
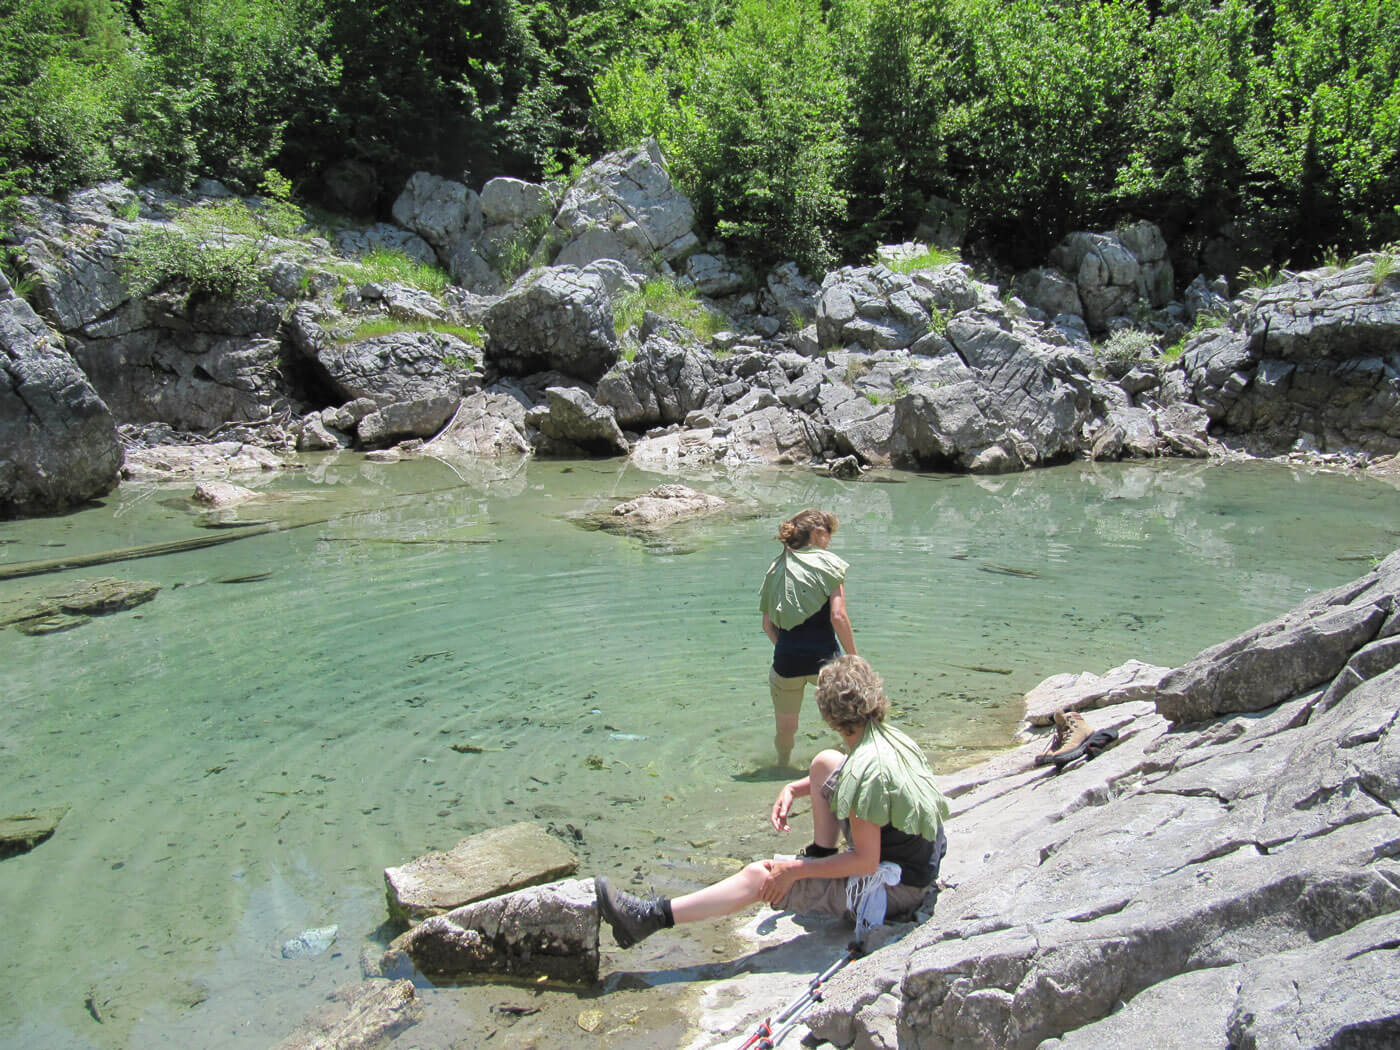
top-left (2, 455), bottom-right (1398, 1049)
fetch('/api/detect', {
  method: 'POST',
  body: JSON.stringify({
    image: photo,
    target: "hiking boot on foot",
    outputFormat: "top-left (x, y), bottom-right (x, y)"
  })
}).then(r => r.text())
top-left (595, 876), bottom-right (668, 948)
top-left (1035, 710), bottom-right (1093, 767)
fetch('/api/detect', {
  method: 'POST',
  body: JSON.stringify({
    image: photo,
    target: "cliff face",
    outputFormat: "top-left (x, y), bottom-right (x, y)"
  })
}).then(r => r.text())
top-left (801, 551), bottom-right (1400, 1050)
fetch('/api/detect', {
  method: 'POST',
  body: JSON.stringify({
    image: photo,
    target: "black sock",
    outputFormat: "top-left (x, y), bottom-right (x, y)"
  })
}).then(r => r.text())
top-left (802, 843), bottom-right (838, 858)
top-left (659, 899), bottom-right (675, 927)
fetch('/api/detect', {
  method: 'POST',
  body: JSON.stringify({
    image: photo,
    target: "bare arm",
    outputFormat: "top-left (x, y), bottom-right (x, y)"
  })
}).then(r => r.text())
top-left (829, 584), bottom-right (856, 656)
top-left (770, 775), bottom-right (812, 832)
top-left (758, 815), bottom-right (882, 903)
top-left (762, 610), bottom-right (779, 645)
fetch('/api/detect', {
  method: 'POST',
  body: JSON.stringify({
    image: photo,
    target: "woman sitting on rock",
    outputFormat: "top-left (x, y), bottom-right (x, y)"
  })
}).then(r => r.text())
top-left (758, 508), bottom-right (857, 767)
top-left (596, 656), bottom-right (949, 948)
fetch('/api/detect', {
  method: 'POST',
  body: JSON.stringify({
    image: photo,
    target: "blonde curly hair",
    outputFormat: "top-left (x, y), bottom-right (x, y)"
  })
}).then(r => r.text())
top-left (816, 655), bottom-right (889, 734)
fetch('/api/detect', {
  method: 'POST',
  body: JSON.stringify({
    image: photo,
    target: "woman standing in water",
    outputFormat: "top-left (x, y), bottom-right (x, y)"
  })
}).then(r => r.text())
top-left (758, 508), bottom-right (856, 767)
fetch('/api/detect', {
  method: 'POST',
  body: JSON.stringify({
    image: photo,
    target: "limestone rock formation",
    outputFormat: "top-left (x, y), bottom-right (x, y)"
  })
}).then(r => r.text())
top-left (0, 271), bottom-right (120, 517)
top-left (795, 549), bottom-right (1400, 1050)
top-left (483, 266), bottom-right (618, 381)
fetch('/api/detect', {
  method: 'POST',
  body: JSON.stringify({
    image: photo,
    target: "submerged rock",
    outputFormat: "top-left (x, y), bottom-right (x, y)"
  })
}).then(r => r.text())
top-left (273, 978), bottom-right (421, 1050)
top-left (0, 805), bottom-right (70, 860)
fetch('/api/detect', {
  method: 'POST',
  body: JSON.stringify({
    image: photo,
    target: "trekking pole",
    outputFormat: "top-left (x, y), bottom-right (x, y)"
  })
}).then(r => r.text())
top-left (732, 942), bottom-right (862, 1049)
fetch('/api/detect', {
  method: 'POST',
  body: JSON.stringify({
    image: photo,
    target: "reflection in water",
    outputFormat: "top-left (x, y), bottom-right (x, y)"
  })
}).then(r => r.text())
top-left (1, 456), bottom-right (1397, 1048)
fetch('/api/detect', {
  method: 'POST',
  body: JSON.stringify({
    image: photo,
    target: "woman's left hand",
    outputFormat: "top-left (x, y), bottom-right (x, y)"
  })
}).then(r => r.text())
top-left (758, 858), bottom-right (801, 905)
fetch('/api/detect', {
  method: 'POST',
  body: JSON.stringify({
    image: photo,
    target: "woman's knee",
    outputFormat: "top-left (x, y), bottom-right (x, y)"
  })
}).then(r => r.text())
top-left (809, 748), bottom-right (844, 781)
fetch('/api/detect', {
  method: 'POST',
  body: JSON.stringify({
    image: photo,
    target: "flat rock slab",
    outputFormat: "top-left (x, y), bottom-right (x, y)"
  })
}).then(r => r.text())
top-left (273, 978), bottom-right (421, 1050)
top-left (0, 805), bottom-right (70, 860)
top-left (1022, 658), bottom-right (1170, 725)
top-left (602, 484), bottom-right (727, 529)
top-left (384, 821), bottom-right (578, 925)
top-left (388, 877), bottom-right (599, 983)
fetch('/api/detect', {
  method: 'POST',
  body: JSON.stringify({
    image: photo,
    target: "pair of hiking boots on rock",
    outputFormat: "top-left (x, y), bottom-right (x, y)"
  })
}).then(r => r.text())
top-left (1034, 709), bottom-right (1119, 768)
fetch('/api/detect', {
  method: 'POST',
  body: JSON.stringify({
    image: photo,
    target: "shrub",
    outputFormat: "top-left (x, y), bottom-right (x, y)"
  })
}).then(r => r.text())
top-left (613, 276), bottom-right (725, 342)
top-left (335, 248), bottom-right (450, 296)
top-left (1099, 328), bottom-right (1160, 369)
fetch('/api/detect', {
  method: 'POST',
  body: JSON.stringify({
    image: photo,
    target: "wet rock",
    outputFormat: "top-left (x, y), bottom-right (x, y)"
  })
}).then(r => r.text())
top-left (121, 441), bottom-right (288, 481)
top-left (389, 877), bottom-right (599, 983)
top-left (530, 386), bottom-right (627, 456)
top-left (273, 978), bottom-right (421, 1050)
top-left (2, 578), bottom-right (160, 634)
top-left (0, 805), bottom-right (70, 859)
top-left (281, 925), bottom-right (338, 959)
top-left (384, 821), bottom-right (578, 926)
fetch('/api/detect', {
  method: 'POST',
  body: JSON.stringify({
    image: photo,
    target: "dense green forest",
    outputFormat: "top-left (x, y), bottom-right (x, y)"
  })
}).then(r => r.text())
top-left (2, 0), bottom-right (1397, 271)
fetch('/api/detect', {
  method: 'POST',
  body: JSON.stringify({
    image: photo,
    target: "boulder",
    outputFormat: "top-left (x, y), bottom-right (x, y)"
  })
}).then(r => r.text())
top-left (0, 272), bottom-right (120, 518)
top-left (483, 267), bottom-right (618, 382)
top-left (422, 391), bottom-right (531, 459)
top-left (272, 979), bottom-right (420, 1050)
top-left (552, 140), bottom-right (698, 269)
top-left (391, 172), bottom-right (483, 252)
top-left (384, 821), bottom-right (578, 926)
top-left (530, 386), bottom-right (627, 456)
top-left (595, 331), bottom-right (722, 430)
top-left (600, 484), bottom-right (726, 529)
top-left (192, 480), bottom-right (257, 508)
top-left (388, 877), bottom-right (598, 983)
top-left (479, 177), bottom-right (554, 227)
top-left (356, 396), bottom-right (459, 449)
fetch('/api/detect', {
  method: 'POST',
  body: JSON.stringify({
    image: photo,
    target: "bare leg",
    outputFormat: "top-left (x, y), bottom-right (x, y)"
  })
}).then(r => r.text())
top-left (807, 749), bottom-right (845, 849)
top-left (670, 862), bottom-right (769, 924)
top-left (774, 711), bottom-right (799, 767)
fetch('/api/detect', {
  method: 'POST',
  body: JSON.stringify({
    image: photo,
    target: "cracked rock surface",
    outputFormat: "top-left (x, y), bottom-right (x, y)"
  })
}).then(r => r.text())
top-left (801, 551), bottom-right (1400, 1050)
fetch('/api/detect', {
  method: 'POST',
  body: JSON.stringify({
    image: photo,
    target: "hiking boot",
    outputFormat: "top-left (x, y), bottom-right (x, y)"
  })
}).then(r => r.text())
top-left (595, 876), bottom-right (668, 948)
top-left (1035, 710), bottom-right (1093, 767)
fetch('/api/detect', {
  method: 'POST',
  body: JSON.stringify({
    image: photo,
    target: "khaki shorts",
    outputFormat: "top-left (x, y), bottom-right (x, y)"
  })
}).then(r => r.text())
top-left (777, 872), bottom-right (930, 921)
top-left (769, 668), bottom-right (819, 716)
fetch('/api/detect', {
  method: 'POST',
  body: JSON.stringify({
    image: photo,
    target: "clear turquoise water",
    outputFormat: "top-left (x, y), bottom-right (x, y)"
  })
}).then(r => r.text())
top-left (2, 455), bottom-right (1398, 1048)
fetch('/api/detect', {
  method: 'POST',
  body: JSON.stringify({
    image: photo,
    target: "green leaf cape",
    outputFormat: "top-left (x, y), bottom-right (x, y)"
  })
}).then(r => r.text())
top-left (833, 720), bottom-right (949, 841)
top-left (757, 547), bottom-right (849, 630)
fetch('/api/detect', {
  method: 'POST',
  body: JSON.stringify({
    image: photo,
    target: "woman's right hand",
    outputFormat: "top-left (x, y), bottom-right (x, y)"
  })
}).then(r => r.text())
top-left (770, 783), bottom-right (796, 833)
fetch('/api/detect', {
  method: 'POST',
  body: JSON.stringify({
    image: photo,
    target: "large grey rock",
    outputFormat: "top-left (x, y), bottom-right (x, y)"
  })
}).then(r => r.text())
top-left (531, 386), bottom-right (627, 456)
top-left (289, 311), bottom-right (476, 406)
top-left (483, 266), bottom-right (618, 381)
top-left (391, 172), bottom-right (483, 251)
top-left (356, 395), bottom-right (458, 449)
top-left (384, 821), bottom-right (578, 926)
top-left (0, 273), bottom-right (120, 517)
top-left (1011, 268), bottom-right (1083, 319)
top-left (422, 391), bottom-right (531, 459)
top-left (553, 141), bottom-right (698, 268)
top-left (479, 177), bottom-right (554, 227)
top-left (587, 484), bottom-right (727, 532)
top-left (595, 331), bottom-right (722, 430)
top-left (1156, 581), bottom-right (1390, 723)
top-left (793, 553), bottom-right (1400, 1050)
top-left (272, 979), bottom-right (421, 1050)
top-left (388, 877), bottom-right (598, 983)
top-left (1048, 225), bottom-right (1174, 331)
top-left (1178, 260), bottom-right (1400, 455)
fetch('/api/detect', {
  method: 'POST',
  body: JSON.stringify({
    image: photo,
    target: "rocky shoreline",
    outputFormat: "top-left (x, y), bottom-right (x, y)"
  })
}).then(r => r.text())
top-left (5, 141), bottom-right (1400, 519)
